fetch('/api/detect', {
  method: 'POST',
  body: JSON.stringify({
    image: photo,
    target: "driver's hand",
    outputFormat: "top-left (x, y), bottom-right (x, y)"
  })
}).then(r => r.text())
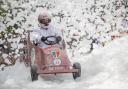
top-left (41, 36), bottom-right (46, 41)
top-left (56, 36), bottom-right (62, 43)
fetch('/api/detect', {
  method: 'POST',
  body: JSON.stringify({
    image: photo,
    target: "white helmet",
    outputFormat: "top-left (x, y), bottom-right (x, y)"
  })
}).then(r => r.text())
top-left (38, 11), bottom-right (52, 28)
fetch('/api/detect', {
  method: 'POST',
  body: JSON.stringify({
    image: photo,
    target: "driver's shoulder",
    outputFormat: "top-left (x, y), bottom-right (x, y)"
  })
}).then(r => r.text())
top-left (33, 27), bottom-right (41, 32)
top-left (50, 24), bottom-right (63, 32)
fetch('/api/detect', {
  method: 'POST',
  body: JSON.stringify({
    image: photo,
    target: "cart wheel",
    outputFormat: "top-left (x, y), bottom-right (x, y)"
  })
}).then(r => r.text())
top-left (31, 65), bottom-right (38, 81)
top-left (72, 62), bottom-right (81, 79)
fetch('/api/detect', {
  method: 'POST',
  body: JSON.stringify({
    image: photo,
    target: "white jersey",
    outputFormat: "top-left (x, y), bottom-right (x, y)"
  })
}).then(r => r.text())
top-left (32, 24), bottom-right (63, 48)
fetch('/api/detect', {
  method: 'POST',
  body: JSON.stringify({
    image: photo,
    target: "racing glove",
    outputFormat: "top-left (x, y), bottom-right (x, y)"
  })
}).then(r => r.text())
top-left (33, 39), bottom-right (38, 46)
top-left (41, 36), bottom-right (47, 42)
top-left (56, 36), bottom-right (62, 43)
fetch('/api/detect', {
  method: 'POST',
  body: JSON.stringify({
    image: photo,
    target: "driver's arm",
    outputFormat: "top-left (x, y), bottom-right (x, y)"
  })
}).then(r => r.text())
top-left (55, 28), bottom-right (66, 49)
top-left (32, 29), bottom-right (42, 46)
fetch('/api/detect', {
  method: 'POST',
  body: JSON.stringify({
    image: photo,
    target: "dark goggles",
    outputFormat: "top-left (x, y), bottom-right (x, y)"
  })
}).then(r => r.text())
top-left (39, 18), bottom-right (51, 24)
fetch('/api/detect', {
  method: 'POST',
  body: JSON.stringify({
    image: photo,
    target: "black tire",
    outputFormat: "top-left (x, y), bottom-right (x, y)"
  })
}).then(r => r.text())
top-left (72, 62), bottom-right (81, 79)
top-left (31, 65), bottom-right (38, 81)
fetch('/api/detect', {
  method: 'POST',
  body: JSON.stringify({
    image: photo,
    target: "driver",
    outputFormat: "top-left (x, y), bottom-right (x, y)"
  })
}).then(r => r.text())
top-left (32, 10), bottom-right (65, 48)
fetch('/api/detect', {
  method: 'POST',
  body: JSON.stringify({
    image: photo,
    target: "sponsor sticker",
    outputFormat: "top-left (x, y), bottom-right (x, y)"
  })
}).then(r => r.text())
top-left (51, 48), bottom-right (62, 65)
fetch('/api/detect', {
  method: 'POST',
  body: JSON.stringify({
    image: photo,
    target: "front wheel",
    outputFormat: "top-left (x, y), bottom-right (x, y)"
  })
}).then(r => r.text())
top-left (31, 65), bottom-right (38, 81)
top-left (72, 62), bottom-right (81, 79)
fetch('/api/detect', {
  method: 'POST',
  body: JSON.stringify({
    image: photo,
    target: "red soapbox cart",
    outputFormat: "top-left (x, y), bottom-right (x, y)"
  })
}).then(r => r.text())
top-left (21, 31), bottom-right (81, 81)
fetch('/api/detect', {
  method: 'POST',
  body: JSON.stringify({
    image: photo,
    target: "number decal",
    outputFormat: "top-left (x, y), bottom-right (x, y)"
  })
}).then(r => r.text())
top-left (53, 59), bottom-right (61, 65)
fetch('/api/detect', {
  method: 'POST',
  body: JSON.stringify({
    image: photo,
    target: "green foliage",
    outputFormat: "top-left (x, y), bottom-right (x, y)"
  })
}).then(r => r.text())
top-left (0, 31), bottom-right (5, 39)
top-left (0, 7), bottom-right (7, 17)
top-left (0, 0), bottom-right (19, 39)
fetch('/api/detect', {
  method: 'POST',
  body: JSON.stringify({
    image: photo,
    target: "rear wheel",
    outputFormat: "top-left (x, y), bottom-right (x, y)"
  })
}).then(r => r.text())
top-left (31, 65), bottom-right (38, 81)
top-left (72, 62), bottom-right (81, 79)
top-left (30, 48), bottom-right (38, 81)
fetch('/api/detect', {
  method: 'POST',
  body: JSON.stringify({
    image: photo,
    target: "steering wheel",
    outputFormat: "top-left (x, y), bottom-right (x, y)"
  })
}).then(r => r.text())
top-left (41, 36), bottom-right (61, 45)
